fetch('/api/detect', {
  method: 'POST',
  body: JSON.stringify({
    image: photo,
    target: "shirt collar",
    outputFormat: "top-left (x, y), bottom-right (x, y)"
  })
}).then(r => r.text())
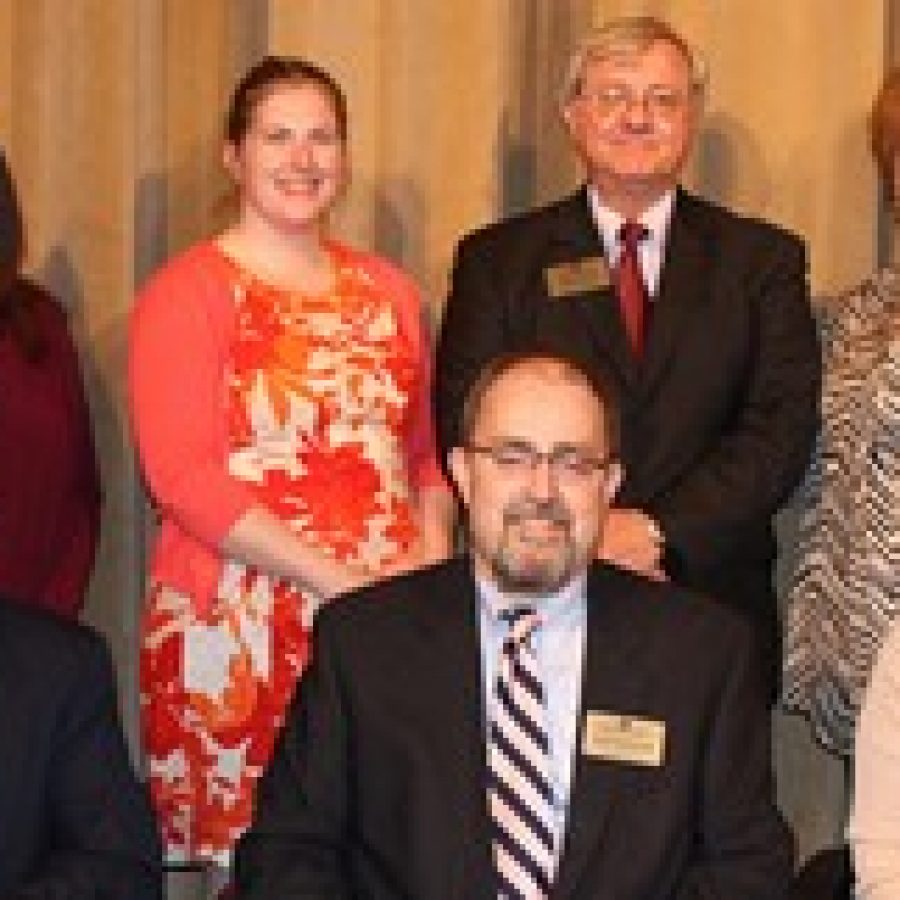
top-left (477, 572), bottom-right (587, 627)
top-left (587, 186), bottom-right (676, 258)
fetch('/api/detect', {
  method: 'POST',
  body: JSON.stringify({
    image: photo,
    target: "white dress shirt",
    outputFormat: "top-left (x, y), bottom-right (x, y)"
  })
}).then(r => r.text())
top-left (588, 186), bottom-right (676, 298)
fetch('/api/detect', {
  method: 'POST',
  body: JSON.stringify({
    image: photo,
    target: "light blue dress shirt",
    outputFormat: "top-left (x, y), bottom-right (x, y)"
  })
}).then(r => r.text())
top-left (477, 575), bottom-right (587, 849)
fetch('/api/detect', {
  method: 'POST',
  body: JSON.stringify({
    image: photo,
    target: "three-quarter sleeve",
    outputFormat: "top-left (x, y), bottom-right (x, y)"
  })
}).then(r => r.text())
top-left (129, 247), bottom-right (255, 549)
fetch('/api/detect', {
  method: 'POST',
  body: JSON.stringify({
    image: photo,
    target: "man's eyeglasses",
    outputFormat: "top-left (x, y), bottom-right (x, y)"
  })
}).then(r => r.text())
top-left (576, 84), bottom-right (689, 118)
top-left (465, 442), bottom-right (615, 483)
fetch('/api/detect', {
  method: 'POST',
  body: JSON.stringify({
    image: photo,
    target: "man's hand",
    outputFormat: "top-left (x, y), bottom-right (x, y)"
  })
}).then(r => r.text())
top-left (598, 508), bottom-right (666, 579)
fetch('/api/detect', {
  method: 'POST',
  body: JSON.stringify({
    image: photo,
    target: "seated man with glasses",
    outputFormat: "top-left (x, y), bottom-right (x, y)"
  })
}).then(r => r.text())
top-left (435, 15), bottom-right (820, 701)
top-left (234, 350), bottom-right (792, 899)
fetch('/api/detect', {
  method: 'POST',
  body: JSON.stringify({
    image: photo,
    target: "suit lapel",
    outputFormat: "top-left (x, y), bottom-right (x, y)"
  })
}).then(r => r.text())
top-left (545, 189), bottom-right (637, 389)
top-left (428, 560), bottom-right (496, 899)
top-left (639, 188), bottom-right (714, 398)
top-left (552, 569), bottom-right (648, 898)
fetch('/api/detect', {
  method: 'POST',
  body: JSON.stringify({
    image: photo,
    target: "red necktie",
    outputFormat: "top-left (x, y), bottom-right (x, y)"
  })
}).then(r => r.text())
top-left (616, 222), bottom-right (649, 357)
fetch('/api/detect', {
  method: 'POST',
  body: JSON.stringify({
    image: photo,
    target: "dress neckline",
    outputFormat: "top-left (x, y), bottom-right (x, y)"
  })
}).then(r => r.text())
top-left (208, 237), bottom-right (353, 299)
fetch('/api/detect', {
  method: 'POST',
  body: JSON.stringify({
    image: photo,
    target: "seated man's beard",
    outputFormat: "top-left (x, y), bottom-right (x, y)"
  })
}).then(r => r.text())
top-left (490, 497), bottom-right (576, 595)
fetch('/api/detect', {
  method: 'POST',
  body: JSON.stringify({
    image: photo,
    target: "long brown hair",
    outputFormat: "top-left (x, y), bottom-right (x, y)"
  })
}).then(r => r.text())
top-left (0, 152), bottom-right (43, 359)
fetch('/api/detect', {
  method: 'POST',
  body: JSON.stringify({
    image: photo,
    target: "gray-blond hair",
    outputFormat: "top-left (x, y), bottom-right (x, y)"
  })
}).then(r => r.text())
top-left (560, 16), bottom-right (708, 107)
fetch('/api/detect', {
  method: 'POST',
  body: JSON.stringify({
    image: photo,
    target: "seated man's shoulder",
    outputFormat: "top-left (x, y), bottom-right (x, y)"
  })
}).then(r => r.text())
top-left (0, 599), bottom-right (109, 685)
top-left (317, 558), bottom-right (467, 635)
top-left (596, 564), bottom-right (756, 660)
top-left (601, 569), bottom-right (769, 713)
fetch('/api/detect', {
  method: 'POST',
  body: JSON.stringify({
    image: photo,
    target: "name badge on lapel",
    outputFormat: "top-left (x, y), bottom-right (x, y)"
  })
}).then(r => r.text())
top-left (544, 256), bottom-right (611, 298)
top-left (581, 711), bottom-right (666, 767)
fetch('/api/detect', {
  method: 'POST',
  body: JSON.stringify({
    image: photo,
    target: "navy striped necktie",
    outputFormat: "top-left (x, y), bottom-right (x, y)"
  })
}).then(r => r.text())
top-left (487, 606), bottom-right (557, 898)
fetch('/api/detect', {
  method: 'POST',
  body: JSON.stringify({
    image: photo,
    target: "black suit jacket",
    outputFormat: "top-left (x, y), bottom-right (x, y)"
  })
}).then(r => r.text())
top-left (0, 600), bottom-right (162, 899)
top-left (434, 188), bottom-right (821, 684)
top-left (234, 558), bottom-right (792, 899)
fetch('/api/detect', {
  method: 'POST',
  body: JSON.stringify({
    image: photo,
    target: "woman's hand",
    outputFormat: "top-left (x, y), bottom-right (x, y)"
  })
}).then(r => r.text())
top-left (222, 506), bottom-right (380, 600)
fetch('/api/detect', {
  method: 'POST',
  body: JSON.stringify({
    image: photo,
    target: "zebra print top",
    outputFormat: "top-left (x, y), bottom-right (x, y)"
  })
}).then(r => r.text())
top-left (782, 269), bottom-right (900, 758)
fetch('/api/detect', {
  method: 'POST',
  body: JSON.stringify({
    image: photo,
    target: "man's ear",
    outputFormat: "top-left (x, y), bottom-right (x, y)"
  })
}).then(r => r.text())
top-left (604, 460), bottom-right (624, 503)
top-left (447, 447), bottom-right (470, 508)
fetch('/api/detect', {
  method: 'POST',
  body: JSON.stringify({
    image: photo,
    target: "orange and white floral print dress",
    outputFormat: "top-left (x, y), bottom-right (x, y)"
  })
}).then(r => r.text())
top-left (130, 241), bottom-right (444, 866)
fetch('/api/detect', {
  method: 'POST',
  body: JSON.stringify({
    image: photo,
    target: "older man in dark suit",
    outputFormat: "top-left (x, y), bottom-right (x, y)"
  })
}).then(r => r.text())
top-left (434, 16), bottom-right (820, 696)
top-left (234, 351), bottom-right (792, 899)
top-left (0, 599), bottom-right (162, 897)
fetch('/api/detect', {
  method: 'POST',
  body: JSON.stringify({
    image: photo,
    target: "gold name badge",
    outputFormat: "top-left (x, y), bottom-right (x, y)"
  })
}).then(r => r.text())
top-left (544, 256), bottom-right (611, 298)
top-left (582, 711), bottom-right (666, 767)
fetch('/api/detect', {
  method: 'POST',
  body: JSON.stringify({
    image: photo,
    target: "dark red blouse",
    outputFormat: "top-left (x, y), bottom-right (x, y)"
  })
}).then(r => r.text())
top-left (0, 280), bottom-right (101, 616)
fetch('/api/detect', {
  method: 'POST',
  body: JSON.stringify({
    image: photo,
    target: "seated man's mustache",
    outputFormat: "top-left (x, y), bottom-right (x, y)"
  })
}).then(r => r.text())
top-left (503, 498), bottom-right (571, 527)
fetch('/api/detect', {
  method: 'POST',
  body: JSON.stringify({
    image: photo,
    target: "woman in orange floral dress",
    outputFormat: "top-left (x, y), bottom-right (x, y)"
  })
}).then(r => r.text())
top-left (129, 57), bottom-right (452, 882)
